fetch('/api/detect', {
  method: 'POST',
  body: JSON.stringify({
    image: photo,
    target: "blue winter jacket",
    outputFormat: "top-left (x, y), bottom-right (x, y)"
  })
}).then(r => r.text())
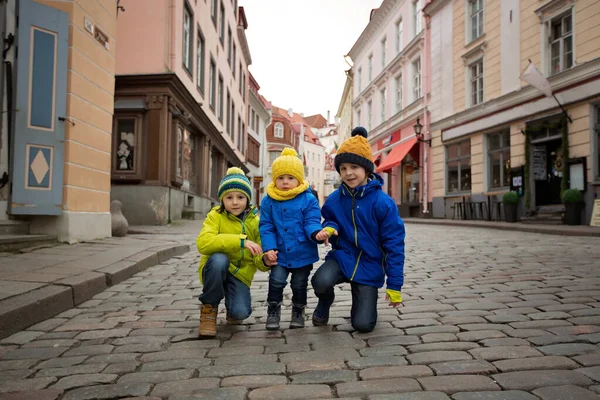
top-left (259, 188), bottom-right (323, 268)
top-left (321, 174), bottom-right (405, 290)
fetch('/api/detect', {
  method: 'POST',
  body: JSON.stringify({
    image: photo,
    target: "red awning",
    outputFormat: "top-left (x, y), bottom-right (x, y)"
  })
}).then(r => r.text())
top-left (376, 137), bottom-right (418, 173)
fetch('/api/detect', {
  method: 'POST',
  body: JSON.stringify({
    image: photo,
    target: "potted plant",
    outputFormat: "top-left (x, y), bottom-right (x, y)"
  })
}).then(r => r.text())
top-left (502, 191), bottom-right (519, 223)
top-left (561, 189), bottom-right (583, 225)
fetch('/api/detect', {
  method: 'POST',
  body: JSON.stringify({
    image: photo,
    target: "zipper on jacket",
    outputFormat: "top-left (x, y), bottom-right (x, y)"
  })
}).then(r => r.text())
top-left (231, 212), bottom-right (249, 276)
top-left (350, 250), bottom-right (363, 280)
top-left (379, 244), bottom-right (388, 273)
top-left (351, 193), bottom-right (358, 246)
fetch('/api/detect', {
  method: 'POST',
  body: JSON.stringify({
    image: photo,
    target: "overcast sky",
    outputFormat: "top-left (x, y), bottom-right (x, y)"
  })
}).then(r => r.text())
top-left (240, 0), bottom-right (383, 121)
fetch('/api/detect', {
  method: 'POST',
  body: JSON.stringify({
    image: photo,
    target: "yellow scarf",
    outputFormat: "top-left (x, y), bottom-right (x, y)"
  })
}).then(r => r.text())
top-left (266, 181), bottom-right (310, 201)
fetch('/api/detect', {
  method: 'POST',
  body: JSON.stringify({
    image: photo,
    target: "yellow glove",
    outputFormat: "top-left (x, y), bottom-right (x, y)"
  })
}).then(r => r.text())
top-left (324, 227), bottom-right (337, 237)
top-left (386, 289), bottom-right (403, 303)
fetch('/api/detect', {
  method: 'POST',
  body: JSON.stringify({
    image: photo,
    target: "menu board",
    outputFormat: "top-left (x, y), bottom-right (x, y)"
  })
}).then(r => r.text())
top-left (533, 146), bottom-right (547, 181)
top-left (591, 199), bottom-right (600, 227)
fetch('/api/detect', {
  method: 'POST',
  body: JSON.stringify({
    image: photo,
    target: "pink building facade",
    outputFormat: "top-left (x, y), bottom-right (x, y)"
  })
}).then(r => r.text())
top-left (112, 0), bottom-right (251, 224)
top-left (347, 0), bottom-right (432, 217)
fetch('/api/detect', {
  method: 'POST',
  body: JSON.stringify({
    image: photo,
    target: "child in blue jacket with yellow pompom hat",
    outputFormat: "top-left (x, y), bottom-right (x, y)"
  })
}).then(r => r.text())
top-left (260, 147), bottom-right (331, 330)
top-left (311, 126), bottom-right (405, 333)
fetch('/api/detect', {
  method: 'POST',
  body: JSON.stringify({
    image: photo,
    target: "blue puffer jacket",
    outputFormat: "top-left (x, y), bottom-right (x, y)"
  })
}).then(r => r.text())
top-left (259, 189), bottom-right (322, 268)
top-left (321, 174), bottom-right (405, 290)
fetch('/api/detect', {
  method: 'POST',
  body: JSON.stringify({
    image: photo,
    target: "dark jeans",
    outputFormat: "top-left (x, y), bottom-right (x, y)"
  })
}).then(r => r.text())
top-left (267, 264), bottom-right (313, 305)
top-left (199, 253), bottom-right (252, 320)
top-left (311, 259), bottom-right (378, 333)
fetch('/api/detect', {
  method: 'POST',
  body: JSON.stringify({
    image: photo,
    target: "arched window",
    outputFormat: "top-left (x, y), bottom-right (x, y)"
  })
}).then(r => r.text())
top-left (274, 122), bottom-right (284, 138)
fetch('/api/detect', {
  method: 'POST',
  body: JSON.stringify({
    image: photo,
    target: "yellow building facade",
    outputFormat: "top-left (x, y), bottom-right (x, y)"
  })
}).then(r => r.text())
top-left (0, 0), bottom-right (116, 242)
top-left (426, 0), bottom-right (600, 223)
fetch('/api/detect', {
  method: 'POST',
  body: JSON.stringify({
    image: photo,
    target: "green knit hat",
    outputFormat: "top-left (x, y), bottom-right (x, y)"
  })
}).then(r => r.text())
top-left (218, 167), bottom-right (252, 203)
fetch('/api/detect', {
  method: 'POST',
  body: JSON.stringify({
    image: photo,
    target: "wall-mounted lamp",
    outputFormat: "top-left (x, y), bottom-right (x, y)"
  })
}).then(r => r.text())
top-left (414, 117), bottom-right (430, 146)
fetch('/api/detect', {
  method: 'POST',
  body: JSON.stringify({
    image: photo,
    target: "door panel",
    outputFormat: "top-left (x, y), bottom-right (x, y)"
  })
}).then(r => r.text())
top-left (10, 0), bottom-right (68, 215)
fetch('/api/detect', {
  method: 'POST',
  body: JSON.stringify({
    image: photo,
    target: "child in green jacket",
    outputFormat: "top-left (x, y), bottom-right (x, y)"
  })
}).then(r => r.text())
top-left (196, 167), bottom-right (270, 337)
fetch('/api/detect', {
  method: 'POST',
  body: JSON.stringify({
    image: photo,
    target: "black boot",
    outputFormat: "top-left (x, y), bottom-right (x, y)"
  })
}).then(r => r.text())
top-left (290, 303), bottom-right (305, 329)
top-left (266, 302), bottom-right (281, 331)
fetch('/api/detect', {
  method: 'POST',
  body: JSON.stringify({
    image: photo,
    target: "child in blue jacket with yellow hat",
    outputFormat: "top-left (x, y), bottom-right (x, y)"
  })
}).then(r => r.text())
top-left (260, 147), bottom-right (331, 330)
top-left (311, 126), bottom-right (405, 333)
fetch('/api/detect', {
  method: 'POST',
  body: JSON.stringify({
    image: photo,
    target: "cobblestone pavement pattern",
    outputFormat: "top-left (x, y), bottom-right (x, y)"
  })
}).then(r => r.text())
top-left (1, 224), bottom-right (600, 400)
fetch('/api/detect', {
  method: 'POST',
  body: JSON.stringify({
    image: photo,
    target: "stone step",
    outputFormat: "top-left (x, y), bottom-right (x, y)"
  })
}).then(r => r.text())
top-left (0, 220), bottom-right (29, 235)
top-left (0, 234), bottom-right (58, 252)
top-left (520, 216), bottom-right (564, 225)
top-left (537, 204), bottom-right (565, 215)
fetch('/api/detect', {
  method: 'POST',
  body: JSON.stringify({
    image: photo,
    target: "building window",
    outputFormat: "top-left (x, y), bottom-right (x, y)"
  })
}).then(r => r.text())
top-left (487, 131), bottom-right (511, 190)
top-left (227, 26), bottom-right (232, 65)
top-left (395, 75), bottom-right (402, 113)
top-left (176, 125), bottom-right (184, 178)
top-left (183, 4), bottom-right (193, 73)
top-left (113, 115), bottom-right (142, 178)
top-left (218, 74), bottom-right (224, 121)
top-left (381, 37), bottom-right (387, 68)
top-left (401, 153), bottom-right (419, 203)
top-left (238, 63), bottom-right (243, 93)
top-left (413, 0), bottom-right (422, 36)
top-left (368, 54), bottom-right (373, 82)
top-left (446, 139), bottom-right (471, 193)
top-left (209, 58), bottom-right (216, 110)
top-left (367, 100), bottom-right (372, 130)
top-left (396, 19), bottom-right (403, 53)
top-left (357, 67), bottom-right (362, 92)
top-left (412, 58), bottom-right (421, 101)
top-left (357, 110), bottom-right (361, 126)
top-left (230, 103), bottom-right (235, 139)
top-left (232, 43), bottom-right (237, 78)
top-left (380, 88), bottom-right (386, 124)
top-left (219, 1), bottom-right (225, 45)
top-left (197, 28), bottom-right (205, 94)
top-left (225, 91), bottom-right (231, 133)
top-left (549, 12), bottom-right (573, 75)
top-left (269, 150), bottom-right (281, 165)
top-left (211, 0), bottom-right (218, 26)
top-left (468, 0), bottom-right (484, 42)
top-left (242, 122), bottom-right (246, 153)
top-left (274, 122), bottom-right (284, 138)
top-left (237, 115), bottom-right (242, 150)
top-left (242, 73), bottom-right (246, 100)
top-left (470, 58), bottom-right (483, 106)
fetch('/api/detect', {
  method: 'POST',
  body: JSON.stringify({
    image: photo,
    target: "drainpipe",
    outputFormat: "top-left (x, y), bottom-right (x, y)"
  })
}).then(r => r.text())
top-left (422, 9), bottom-right (432, 215)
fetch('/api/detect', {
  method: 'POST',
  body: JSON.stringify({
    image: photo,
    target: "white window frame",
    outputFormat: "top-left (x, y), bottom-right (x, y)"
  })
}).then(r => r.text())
top-left (486, 131), bottom-right (511, 190)
top-left (367, 100), bottom-right (373, 131)
top-left (467, 0), bottom-right (484, 43)
top-left (368, 54), bottom-right (373, 82)
top-left (380, 87), bottom-right (386, 124)
top-left (356, 109), bottom-right (361, 126)
top-left (548, 11), bottom-right (574, 76)
top-left (183, 5), bottom-right (193, 73)
top-left (358, 67), bottom-right (362, 93)
top-left (274, 122), bottom-right (284, 138)
top-left (412, 58), bottom-right (421, 102)
top-left (196, 27), bottom-right (205, 94)
top-left (209, 58), bottom-right (216, 110)
top-left (395, 74), bottom-right (403, 113)
top-left (381, 37), bottom-right (387, 69)
top-left (413, 0), bottom-right (422, 36)
top-left (469, 58), bottom-right (484, 107)
top-left (396, 19), bottom-right (403, 53)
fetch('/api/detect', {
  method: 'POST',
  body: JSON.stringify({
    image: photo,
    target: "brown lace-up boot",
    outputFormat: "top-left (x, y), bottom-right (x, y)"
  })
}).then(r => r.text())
top-left (198, 304), bottom-right (217, 337)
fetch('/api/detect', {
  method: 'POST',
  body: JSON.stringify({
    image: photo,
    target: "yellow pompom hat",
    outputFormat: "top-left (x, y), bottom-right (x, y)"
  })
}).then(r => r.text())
top-left (271, 148), bottom-right (305, 183)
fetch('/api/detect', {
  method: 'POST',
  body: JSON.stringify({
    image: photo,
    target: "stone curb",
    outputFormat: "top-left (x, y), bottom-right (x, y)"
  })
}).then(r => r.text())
top-left (403, 218), bottom-right (600, 237)
top-left (0, 243), bottom-right (190, 339)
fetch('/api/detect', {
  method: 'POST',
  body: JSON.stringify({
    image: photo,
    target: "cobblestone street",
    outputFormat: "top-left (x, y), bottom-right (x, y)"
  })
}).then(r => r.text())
top-left (1, 224), bottom-right (600, 400)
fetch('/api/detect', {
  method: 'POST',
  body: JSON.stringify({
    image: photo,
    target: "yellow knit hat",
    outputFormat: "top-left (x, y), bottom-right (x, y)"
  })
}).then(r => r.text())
top-left (271, 148), bottom-right (304, 183)
top-left (335, 126), bottom-right (374, 173)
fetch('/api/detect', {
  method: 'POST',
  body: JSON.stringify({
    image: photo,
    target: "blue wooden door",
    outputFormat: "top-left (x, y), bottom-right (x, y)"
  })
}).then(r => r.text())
top-left (10, 0), bottom-right (68, 215)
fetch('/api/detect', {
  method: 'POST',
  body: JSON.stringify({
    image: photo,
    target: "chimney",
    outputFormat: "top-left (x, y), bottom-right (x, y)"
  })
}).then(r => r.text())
top-left (288, 108), bottom-right (293, 118)
top-left (327, 110), bottom-right (330, 125)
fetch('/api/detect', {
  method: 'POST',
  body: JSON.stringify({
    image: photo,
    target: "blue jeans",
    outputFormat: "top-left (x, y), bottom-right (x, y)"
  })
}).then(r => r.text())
top-left (311, 259), bottom-right (378, 333)
top-left (267, 264), bottom-right (313, 305)
top-left (199, 253), bottom-right (252, 320)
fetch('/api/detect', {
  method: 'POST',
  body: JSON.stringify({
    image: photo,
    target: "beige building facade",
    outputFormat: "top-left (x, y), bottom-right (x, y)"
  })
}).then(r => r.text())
top-left (0, 0), bottom-right (116, 242)
top-left (426, 0), bottom-right (600, 224)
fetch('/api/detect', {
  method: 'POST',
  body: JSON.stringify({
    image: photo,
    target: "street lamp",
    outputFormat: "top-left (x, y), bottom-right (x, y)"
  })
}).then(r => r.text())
top-left (414, 117), bottom-right (430, 146)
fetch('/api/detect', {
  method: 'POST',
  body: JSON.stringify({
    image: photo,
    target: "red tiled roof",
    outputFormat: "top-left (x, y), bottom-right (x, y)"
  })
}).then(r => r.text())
top-left (304, 114), bottom-right (327, 128)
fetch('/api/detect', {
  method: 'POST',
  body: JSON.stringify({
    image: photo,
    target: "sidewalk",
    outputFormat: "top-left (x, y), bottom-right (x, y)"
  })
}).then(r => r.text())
top-left (0, 219), bottom-right (203, 339)
top-left (404, 217), bottom-right (600, 237)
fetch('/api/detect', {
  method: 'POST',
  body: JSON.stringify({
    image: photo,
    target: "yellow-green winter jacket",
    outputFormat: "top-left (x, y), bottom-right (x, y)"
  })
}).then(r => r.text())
top-left (197, 206), bottom-right (269, 287)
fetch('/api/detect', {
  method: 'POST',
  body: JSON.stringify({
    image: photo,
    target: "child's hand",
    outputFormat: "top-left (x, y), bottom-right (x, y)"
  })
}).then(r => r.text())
top-left (245, 240), bottom-right (263, 256)
top-left (264, 250), bottom-right (278, 262)
top-left (385, 289), bottom-right (403, 308)
top-left (316, 228), bottom-right (338, 246)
